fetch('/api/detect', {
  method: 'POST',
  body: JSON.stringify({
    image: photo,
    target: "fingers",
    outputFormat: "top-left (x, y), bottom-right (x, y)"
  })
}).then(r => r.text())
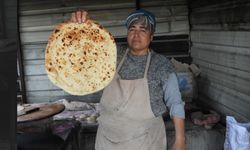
top-left (82, 11), bottom-right (88, 23)
top-left (70, 10), bottom-right (89, 23)
top-left (70, 12), bottom-right (77, 22)
top-left (76, 10), bottom-right (82, 23)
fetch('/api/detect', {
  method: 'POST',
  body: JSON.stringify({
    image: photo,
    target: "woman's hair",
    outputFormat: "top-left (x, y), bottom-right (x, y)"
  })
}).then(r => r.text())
top-left (127, 15), bottom-right (154, 33)
top-left (126, 9), bottom-right (156, 34)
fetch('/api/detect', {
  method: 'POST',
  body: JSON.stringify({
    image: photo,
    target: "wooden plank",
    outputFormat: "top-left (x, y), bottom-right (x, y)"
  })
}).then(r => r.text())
top-left (194, 62), bottom-right (250, 96)
top-left (24, 59), bottom-right (44, 65)
top-left (26, 89), bottom-right (68, 97)
top-left (190, 4), bottom-right (250, 25)
top-left (189, 0), bottom-right (250, 30)
top-left (142, 0), bottom-right (187, 6)
top-left (26, 90), bottom-right (102, 103)
top-left (27, 89), bottom-right (103, 99)
top-left (20, 2), bottom-right (135, 16)
top-left (19, 8), bottom-right (132, 28)
top-left (17, 104), bottom-right (65, 123)
top-left (20, 31), bottom-right (51, 44)
top-left (24, 64), bottom-right (45, 76)
top-left (20, 0), bottom-right (187, 15)
top-left (192, 23), bottom-right (250, 31)
top-left (22, 48), bottom-right (46, 61)
top-left (193, 68), bottom-right (250, 90)
top-left (20, 0), bottom-right (133, 11)
top-left (25, 78), bottom-right (59, 91)
top-left (20, 21), bottom-right (188, 43)
top-left (189, 0), bottom-right (249, 11)
top-left (191, 46), bottom-right (250, 72)
top-left (142, 5), bottom-right (188, 16)
top-left (191, 31), bottom-right (250, 48)
top-left (20, 17), bottom-right (187, 32)
top-left (171, 20), bottom-right (189, 32)
top-left (199, 78), bottom-right (250, 103)
top-left (198, 80), bottom-right (250, 118)
top-left (197, 94), bottom-right (250, 122)
top-left (193, 59), bottom-right (250, 81)
top-left (192, 42), bottom-right (250, 56)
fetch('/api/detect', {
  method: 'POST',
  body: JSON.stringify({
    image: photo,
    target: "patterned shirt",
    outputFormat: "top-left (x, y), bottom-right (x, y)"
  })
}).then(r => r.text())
top-left (117, 47), bottom-right (185, 118)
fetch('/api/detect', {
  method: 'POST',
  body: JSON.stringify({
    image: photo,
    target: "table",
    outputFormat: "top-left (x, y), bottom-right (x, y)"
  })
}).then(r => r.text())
top-left (17, 103), bottom-right (65, 123)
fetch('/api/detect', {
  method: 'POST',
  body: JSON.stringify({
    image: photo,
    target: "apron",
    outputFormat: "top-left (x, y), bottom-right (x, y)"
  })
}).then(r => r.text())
top-left (95, 49), bottom-right (167, 150)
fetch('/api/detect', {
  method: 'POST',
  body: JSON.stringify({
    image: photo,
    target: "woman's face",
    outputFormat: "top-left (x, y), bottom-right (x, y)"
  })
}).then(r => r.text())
top-left (127, 24), bottom-right (153, 55)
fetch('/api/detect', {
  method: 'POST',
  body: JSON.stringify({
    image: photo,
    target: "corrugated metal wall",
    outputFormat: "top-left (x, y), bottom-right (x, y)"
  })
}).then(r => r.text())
top-left (189, 0), bottom-right (250, 122)
top-left (19, 0), bottom-right (189, 103)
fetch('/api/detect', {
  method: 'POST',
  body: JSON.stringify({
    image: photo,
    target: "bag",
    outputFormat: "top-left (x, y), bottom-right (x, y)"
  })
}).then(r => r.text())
top-left (176, 72), bottom-right (197, 102)
top-left (224, 116), bottom-right (250, 150)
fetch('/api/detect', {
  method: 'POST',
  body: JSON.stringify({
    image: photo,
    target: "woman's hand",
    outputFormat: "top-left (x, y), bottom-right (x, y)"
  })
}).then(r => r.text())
top-left (70, 10), bottom-right (89, 23)
top-left (172, 137), bottom-right (185, 150)
top-left (172, 117), bottom-right (185, 150)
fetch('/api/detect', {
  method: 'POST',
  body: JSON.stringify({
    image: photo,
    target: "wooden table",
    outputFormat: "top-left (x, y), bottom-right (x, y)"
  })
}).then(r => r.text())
top-left (17, 103), bottom-right (65, 123)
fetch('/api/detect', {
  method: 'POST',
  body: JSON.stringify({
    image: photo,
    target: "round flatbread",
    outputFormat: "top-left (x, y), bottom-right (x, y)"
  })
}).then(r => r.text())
top-left (45, 20), bottom-right (117, 95)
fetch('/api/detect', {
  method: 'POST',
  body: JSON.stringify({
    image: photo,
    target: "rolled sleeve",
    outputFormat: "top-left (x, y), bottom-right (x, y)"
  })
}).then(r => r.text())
top-left (163, 73), bottom-right (185, 119)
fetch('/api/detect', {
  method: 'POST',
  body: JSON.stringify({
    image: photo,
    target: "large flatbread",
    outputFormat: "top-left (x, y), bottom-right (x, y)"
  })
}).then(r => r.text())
top-left (45, 20), bottom-right (117, 95)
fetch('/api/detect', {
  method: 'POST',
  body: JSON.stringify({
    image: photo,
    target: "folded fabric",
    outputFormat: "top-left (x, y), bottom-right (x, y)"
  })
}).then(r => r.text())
top-left (224, 116), bottom-right (250, 150)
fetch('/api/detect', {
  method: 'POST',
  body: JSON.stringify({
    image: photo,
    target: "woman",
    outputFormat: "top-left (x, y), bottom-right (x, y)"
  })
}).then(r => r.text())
top-left (70, 9), bottom-right (185, 150)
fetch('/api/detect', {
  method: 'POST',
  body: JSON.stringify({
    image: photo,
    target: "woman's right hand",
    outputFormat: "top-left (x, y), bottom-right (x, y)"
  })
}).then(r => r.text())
top-left (70, 10), bottom-right (89, 23)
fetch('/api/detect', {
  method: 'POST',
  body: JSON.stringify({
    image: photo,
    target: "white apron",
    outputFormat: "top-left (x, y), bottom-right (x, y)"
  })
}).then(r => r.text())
top-left (95, 49), bottom-right (167, 150)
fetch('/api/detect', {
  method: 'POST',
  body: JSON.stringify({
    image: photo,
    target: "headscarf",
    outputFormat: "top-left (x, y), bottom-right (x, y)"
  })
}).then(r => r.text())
top-left (126, 9), bottom-right (156, 33)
